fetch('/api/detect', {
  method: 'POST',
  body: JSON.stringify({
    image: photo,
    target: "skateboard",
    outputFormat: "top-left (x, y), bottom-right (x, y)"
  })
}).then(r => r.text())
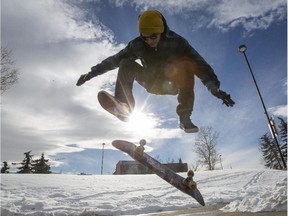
top-left (112, 139), bottom-right (205, 206)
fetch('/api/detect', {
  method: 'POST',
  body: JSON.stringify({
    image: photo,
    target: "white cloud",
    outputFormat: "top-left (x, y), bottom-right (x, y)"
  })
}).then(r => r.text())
top-left (1, 0), bottom-right (174, 161)
top-left (0, 0), bottom-right (122, 162)
top-left (269, 105), bottom-right (287, 118)
top-left (206, 0), bottom-right (286, 32)
top-left (122, 0), bottom-right (286, 33)
top-left (1, 0), bottom-right (114, 47)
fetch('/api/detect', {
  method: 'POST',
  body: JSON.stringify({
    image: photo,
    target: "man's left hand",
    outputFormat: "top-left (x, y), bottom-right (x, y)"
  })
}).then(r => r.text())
top-left (211, 89), bottom-right (235, 107)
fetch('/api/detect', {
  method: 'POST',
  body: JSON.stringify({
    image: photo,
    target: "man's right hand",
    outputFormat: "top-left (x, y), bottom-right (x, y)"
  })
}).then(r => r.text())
top-left (76, 73), bottom-right (92, 86)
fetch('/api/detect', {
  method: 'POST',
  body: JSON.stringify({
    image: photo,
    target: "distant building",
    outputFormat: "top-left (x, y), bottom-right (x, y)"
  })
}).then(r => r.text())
top-left (114, 160), bottom-right (188, 175)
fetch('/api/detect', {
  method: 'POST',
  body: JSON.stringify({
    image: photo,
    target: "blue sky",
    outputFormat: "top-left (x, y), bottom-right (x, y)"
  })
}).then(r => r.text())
top-left (1, 0), bottom-right (287, 174)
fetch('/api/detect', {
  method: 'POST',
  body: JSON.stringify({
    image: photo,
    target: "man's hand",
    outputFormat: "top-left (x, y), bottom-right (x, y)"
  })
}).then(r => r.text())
top-left (211, 89), bottom-right (235, 107)
top-left (76, 73), bottom-right (92, 86)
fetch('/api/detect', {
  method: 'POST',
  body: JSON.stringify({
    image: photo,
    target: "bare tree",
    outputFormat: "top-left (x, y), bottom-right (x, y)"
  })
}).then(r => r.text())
top-left (189, 160), bottom-right (201, 171)
top-left (1, 46), bottom-right (19, 94)
top-left (194, 126), bottom-right (220, 170)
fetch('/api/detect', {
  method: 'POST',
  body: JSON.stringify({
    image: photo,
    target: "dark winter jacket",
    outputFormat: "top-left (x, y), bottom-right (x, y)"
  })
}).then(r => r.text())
top-left (89, 13), bottom-right (220, 92)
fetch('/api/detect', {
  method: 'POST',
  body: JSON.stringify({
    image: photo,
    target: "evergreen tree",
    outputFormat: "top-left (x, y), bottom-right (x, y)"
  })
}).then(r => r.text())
top-left (1, 161), bottom-right (10, 173)
top-left (278, 117), bottom-right (287, 163)
top-left (259, 133), bottom-right (283, 169)
top-left (32, 153), bottom-right (51, 174)
top-left (259, 117), bottom-right (287, 170)
top-left (17, 151), bottom-right (34, 173)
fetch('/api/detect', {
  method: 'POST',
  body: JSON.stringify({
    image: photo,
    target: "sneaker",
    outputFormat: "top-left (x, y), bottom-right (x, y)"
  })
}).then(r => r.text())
top-left (98, 90), bottom-right (132, 122)
top-left (113, 101), bottom-right (131, 121)
top-left (114, 101), bottom-right (130, 115)
top-left (179, 115), bottom-right (199, 133)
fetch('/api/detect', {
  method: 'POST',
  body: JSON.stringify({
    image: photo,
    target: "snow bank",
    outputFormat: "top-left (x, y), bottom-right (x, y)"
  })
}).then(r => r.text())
top-left (1, 169), bottom-right (286, 215)
top-left (221, 176), bottom-right (287, 212)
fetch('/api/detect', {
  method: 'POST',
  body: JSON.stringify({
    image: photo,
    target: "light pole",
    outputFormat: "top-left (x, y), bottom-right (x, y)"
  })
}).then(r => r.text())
top-left (101, 143), bottom-right (105, 174)
top-left (238, 45), bottom-right (286, 169)
top-left (219, 154), bottom-right (223, 170)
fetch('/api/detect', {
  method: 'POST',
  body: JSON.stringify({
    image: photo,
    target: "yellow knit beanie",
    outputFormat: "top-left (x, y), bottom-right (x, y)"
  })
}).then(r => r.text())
top-left (138, 10), bottom-right (164, 34)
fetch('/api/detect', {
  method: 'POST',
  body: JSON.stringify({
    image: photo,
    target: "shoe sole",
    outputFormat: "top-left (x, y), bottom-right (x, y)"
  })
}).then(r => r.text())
top-left (184, 128), bottom-right (199, 133)
top-left (98, 90), bottom-right (130, 122)
top-left (179, 124), bottom-right (199, 133)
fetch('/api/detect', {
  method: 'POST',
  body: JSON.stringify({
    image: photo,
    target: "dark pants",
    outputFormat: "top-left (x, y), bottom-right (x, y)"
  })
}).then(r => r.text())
top-left (115, 57), bottom-right (197, 117)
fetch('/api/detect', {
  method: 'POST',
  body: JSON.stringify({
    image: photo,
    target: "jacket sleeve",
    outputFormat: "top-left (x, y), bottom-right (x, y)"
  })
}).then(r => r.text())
top-left (89, 42), bottom-right (137, 77)
top-left (182, 40), bottom-right (220, 91)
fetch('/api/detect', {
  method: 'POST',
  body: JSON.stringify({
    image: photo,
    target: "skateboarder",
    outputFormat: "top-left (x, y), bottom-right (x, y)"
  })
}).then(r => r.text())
top-left (77, 10), bottom-right (235, 133)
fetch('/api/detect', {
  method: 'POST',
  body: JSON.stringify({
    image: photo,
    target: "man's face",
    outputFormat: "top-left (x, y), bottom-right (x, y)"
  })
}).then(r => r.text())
top-left (141, 33), bottom-right (161, 48)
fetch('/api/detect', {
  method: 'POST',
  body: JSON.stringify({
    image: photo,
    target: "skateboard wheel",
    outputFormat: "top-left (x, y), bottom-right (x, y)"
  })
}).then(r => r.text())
top-left (139, 139), bottom-right (146, 146)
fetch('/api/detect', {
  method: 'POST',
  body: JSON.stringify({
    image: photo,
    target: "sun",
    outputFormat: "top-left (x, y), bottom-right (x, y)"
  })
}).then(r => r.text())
top-left (125, 109), bottom-right (158, 138)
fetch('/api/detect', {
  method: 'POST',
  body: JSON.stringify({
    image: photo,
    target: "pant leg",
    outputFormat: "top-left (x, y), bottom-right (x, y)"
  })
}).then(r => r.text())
top-left (115, 59), bottom-right (144, 110)
top-left (164, 57), bottom-right (198, 117)
top-left (176, 85), bottom-right (195, 116)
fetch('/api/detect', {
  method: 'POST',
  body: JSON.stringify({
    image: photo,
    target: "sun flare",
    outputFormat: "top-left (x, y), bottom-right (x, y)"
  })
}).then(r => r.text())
top-left (126, 110), bottom-right (158, 138)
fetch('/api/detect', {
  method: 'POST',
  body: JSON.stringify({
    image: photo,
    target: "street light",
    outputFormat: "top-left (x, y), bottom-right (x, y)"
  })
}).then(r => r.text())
top-left (239, 44), bottom-right (247, 53)
top-left (238, 45), bottom-right (286, 169)
top-left (101, 143), bottom-right (105, 175)
top-left (219, 154), bottom-right (223, 170)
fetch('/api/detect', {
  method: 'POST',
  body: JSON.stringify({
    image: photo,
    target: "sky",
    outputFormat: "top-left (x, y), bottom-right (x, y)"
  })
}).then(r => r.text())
top-left (1, 0), bottom-right (287, 174)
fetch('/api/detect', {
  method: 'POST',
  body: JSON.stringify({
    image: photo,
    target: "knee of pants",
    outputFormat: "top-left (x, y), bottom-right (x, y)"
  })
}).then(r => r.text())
top-left (165, 57), bottom-right (197, 89)
top-left (118, 59), bottom-right (143, 78)
top-left (119, 59), bottom-right (141, 69)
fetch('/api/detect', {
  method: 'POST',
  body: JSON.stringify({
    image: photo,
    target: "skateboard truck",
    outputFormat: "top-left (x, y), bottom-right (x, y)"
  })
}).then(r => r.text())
top-left (183, 170), bottom-right (197, 189)
top-left (134, 139), bottom-right (146, 155)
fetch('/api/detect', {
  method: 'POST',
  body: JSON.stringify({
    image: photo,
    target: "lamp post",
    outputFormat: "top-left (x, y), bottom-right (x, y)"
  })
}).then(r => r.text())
top-left (101, 143), bottom-right (105, 174)
top-left (238, 45), bottom-right (286, 169)
top-left (219, 154), bottom-right (223, 170)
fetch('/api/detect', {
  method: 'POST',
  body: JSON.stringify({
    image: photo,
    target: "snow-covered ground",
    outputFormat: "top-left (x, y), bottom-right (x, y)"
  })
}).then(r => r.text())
top-left (1, 169), bottom-right (287, 215)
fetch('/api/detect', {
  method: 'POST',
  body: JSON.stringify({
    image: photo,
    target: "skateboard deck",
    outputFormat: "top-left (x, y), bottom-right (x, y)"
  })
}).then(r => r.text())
top-left (112, 139), bottom-right (205, 206)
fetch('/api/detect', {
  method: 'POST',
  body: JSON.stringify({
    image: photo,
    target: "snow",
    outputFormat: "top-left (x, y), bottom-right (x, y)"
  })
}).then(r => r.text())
top-left (1, 169), bottom-right (287, 215)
